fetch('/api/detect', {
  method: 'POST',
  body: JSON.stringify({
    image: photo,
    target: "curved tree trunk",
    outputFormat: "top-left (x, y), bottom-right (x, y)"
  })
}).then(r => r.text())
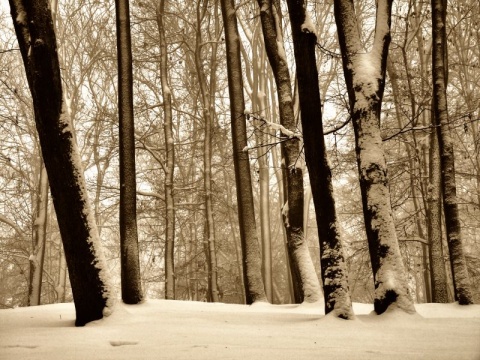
top-left (10, 0), bottom-right (115, 326)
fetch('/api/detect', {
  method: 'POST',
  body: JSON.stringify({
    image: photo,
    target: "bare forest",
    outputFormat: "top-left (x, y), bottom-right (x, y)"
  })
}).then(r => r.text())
top-left (1, 0), bottom-right (479, 326)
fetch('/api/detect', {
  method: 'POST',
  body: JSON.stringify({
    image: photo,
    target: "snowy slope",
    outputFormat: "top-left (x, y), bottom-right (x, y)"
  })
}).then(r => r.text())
top-left (1, 300), bottom-right (479, 360)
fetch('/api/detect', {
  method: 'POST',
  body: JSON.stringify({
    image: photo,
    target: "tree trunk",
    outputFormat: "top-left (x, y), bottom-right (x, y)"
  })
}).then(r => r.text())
top-left (258, 0), bottom-right (322, 304)
top-left (157, 0), bottom-right (176, 300)
top-left (10, 0), bottom-right (115, 326)
top-left (334, 0), bottom-right (415, 314)
top-left (28, 163), bottom-right (49, 306)
top-left (286, 0), bottom-right (353, 317)
top-left (194, 0), bottom-right (220, 303)
top-left (431, 0), bottom-right (474, 305)
top-left (115, 0), bottom-right (143, 305)
top-left (427, 125), bottom-right (449, 302)
top-left (220, 0), bottom-right (267, 303)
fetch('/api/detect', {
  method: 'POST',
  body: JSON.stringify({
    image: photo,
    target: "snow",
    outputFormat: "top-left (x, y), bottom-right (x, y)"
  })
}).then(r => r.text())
top-left (1, 300), bottom-right (479, 360)
top-left (301, 11), bottom-right (317, 36)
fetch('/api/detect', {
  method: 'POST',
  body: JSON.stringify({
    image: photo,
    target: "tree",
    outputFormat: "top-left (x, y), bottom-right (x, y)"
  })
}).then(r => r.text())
top-left (286, 0), bottom-right (353, 317)
top-left (28, 163), bottom-right (48, 306)
top-left (156, 0), bottom-right (176, 300)
top-left (9, 0), bottom-right (115, 326)
top-left (115, 0), bottom-right (143, 305)
top-left (431, 0), bottom-right (474, 305)
top-left (220, 0), bottom-right (267, 304)
top-left (257, 0), bottom-right (322, 304)
top-left (333, 0), bottom-right (415, 314)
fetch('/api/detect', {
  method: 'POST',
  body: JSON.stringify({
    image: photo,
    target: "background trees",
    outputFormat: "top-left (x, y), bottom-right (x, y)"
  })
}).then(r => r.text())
top-left (1, 0), bottom-right (478, 313)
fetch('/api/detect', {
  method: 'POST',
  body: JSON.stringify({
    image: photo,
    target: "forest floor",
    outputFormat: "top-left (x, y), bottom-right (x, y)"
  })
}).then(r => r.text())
top-left (0, 298), bottom-right (479, 359)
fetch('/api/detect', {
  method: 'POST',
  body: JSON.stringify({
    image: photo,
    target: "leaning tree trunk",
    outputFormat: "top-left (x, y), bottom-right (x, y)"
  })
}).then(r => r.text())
top-left (157, 0), bottom-right (176, 300)
top-left (9, 0), bottom-right (115, 326)
top-left (286, 0), bottom-right (353, 317)
top-left (431, 0), bottom-right (474, 305)
top-left (115, 0), bottom-right (143, 305)
top-left (258, 0), bottom-right (322, 304)
top-left (220, 0), bottom-right (267, 304)
top-left (334, 0), bottom-right (415, 314)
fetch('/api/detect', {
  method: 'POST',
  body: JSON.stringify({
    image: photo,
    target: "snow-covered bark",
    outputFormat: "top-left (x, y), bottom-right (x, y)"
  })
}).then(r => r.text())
top-left (157, 0), bottom-right (176, 300)
top-left (285, 0), bottom-right (353, 317)
top-left (431, 0), bottom-right (474, 305)
top-left (28, 164), bottom-right (48, 306)
top-left (115, 0), bottom-right (143, 305)
top-left (10, 0), bottom-right (115, 326)
top-left (334, 0), bottom-right (415, 314)
top-left (258, 0), bottom-right (321, 304)
top-left (220, 0), bottom-right (267, 303)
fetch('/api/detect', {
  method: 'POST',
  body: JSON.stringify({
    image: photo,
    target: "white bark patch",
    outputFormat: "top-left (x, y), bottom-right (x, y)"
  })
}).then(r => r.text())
top-left (351, 53), bottom-right (381, 110)
top-left (301, 11), bottom-right (316, 36)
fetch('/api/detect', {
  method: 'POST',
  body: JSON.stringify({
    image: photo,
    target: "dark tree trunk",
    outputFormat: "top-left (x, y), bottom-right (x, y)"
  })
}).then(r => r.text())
top-left (334, 0), bottom-right (415, 314)
top-left (286, 0), bottom-right (353, 317)
top-left (9, 0), bottom-right (114, 326)
top-left (257, 0), bottom-right (322, 304)
top-left (220, 0), bottom-right (267, 304)
top-left (431, 0), bottom-right (474, 305)
top-left (427, 126), bottom-right (449, 303)
top-left (115, 0), bottom-right (143, 305)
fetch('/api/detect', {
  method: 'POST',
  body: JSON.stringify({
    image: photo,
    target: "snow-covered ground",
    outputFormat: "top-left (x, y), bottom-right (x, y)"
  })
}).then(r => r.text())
top-left (1, 300), bottom-right (479, 359)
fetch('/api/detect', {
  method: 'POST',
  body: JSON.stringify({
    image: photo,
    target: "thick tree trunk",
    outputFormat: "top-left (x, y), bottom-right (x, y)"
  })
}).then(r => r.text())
top-left (427, 126), bottom-right (449, 302)
top-left (157, 0), bottom-right (176, 300)
top-left (28, 164), bottom-right (48, 306)
top-left (10, 0), bottom-right (115, 326)
top-left (220, 0), bottom-right (267, 303)
top-left (431, 0), bottom-right (474, 305)
top-left (258, 0), bottom-right (322, 304)
top-left (334, 0), bottom-right (415, 314)
top-left (286, 0), bottom-right (353, 317)
top-left (115, 0), bottom-right (143, 305)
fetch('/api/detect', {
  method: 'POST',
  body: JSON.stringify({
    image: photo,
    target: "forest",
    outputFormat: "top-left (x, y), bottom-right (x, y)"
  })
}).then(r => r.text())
top-left (0, 0), bottom-right (479, 328)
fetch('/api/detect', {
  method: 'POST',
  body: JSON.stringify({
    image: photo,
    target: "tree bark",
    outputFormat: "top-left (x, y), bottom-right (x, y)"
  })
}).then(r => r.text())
top-left (156, 0), bottom-right (176, 300)
top-left (431, 0), bottom-right (474, 304)
top-left (220, 0), bottom-right (267, 303)
top-left (427, 125), bottom-right (449, 302)
top-left (28, 163), bottom-right (48, 306)
top-left (334, 0), bottom-right (415, 314)
top-left (9, 0), bottom-right (115, 326)
top-left (258, 0), bottom-right (322, 304)
top-left (286, 0), bottom-right (353, 317)
top-left (115, 0), bottom-right (143, 305)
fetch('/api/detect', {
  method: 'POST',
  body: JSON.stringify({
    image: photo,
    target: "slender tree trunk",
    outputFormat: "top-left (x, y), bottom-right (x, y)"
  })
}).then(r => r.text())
top-left (258, 0), bottom-right (322, 304)
top-left (431, 0), bottom-right (474, 305)
top-left (334, 0), bottom-right (415, 314)
top-left (10, 0), bottom-right (115, 326)
top-left (157, 0), bottom-right (176, 300)
top-left (28, 164), bottom-right (49, 306)
top-left (115, 0), bottom-right (143, 305)
top-left (286, 0), bottom-right (353, 317)
top-left (220, 0), bottom-right (267, 303)
top-left (194, 0), bottom-right (220, 302)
